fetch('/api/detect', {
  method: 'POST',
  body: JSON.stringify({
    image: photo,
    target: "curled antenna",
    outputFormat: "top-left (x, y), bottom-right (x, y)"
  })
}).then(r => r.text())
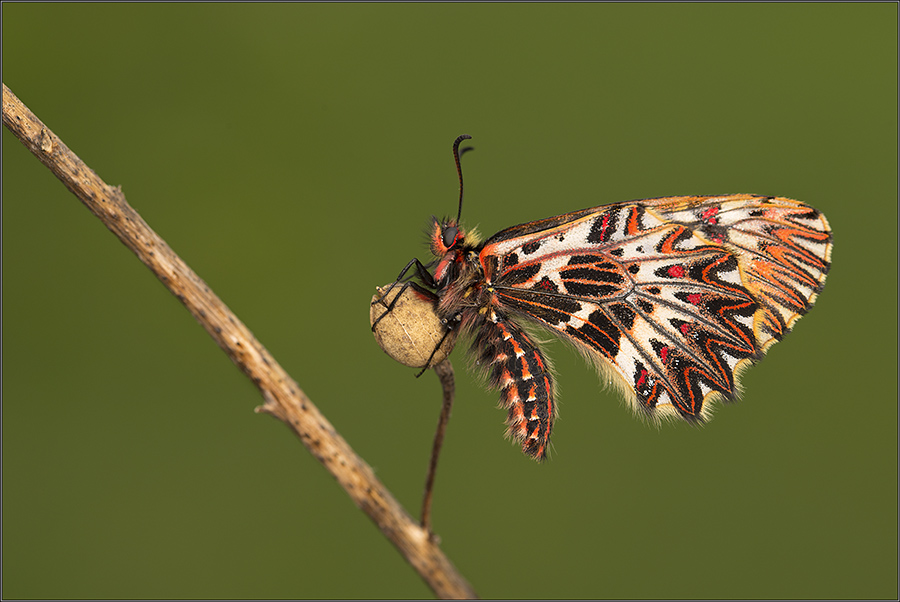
top-left (452, 134), bottom-right (473, 224)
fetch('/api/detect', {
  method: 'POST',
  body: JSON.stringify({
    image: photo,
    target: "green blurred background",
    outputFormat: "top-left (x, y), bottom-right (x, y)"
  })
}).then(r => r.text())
top-left (3, 4), bottom-right (896, 599)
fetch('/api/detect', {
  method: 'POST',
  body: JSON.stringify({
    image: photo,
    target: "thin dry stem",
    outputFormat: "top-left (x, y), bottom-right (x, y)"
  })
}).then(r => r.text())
top-left (421, 359), bottom-right (455, 534)
top-left (2, 83), bottom-right (477, 600)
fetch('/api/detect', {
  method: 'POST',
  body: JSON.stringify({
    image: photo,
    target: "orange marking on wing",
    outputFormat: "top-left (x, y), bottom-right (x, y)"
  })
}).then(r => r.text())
top-left (626, 206), bottom-right (643, 235)
top-left (657, 225), bottom-right (689, 254)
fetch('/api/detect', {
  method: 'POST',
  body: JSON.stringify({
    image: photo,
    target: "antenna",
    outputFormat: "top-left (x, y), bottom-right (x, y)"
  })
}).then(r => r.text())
top-left (452, 134), bottom-right (473, 224)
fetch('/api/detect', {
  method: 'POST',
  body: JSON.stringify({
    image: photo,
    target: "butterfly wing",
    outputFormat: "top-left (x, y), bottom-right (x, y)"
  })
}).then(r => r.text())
top-left (478, 195), bottom-right (831, 421)
top-left (647, 195), bottom-right (832, 349)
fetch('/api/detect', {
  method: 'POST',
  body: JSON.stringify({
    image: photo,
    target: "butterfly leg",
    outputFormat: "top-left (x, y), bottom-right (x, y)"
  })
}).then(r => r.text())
top-left (473, 309), bottom-right (556, 460)
top-left (371, 257), bottom-right (439, 332)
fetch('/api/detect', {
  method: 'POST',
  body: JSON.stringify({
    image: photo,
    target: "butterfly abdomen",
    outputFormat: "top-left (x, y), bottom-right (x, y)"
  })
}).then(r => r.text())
top-left (472, 308), bottom-right (556, 460)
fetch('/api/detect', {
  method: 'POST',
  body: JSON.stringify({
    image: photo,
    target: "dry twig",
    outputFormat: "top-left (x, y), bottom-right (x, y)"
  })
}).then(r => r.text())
top-left (2, 83), bottom-right (477, 600)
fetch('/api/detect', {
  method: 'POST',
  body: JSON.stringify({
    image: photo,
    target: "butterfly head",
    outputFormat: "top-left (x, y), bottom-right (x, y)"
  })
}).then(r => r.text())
top-left (429, 134), bottom-right (483, 287)
top-left (430, 217), bottom-right (481, 255)
top-left (430, 218), bottom-right (464, 256)
top-left (429, 217), bottom-right (482, 288)
top-left (430, 135), bottom-right (478, 257)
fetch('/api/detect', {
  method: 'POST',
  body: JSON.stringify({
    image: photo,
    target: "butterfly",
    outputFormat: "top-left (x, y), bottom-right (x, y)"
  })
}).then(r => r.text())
top-left (374, 135), bottom-right (832, 460)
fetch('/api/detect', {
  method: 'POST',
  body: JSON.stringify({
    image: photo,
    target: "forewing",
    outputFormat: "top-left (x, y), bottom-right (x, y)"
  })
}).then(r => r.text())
top-left (478, 195), bottom-right (831, 420)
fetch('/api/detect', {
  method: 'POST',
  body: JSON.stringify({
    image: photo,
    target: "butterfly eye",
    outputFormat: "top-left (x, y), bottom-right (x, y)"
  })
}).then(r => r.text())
top-left (442, 226), bottom-right (458, 249)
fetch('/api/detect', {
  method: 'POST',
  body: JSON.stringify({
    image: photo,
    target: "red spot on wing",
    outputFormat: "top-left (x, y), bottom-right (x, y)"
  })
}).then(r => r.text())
top-left (636, 368), bottom-right (648, 389)
top-left (600, 213), bottom-right (611, 239)
top-left (701, 207), bottom-right (719, 224)
top-left (667, 265), bottom-right (686, 278)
